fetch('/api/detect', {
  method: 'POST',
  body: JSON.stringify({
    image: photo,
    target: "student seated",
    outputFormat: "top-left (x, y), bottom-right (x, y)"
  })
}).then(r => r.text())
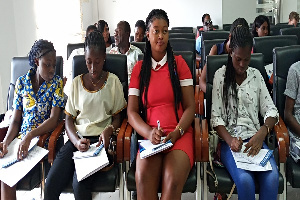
top-left (252, 15), bottom-right (270, 37)
top-left (134, 20), bottom-right (146, 42)
top-left (211, 24), bottom-right (279, 200)
top-left (196, 13), bottom-right (215, 55)
top-left (127, 9), bottom-right (195, 200)
top-left (44, 31), bottom-right (127, 200)
top-left (284, 61), bottom-right (300, 162)
top-left (199, 18), bottom-right (249, 92)
top-left (0, 39), bottom-right (64, 200)
top-left (288, 11), bottom-right (299, 27)
top-left (97, 20), bottom-right (113, 52)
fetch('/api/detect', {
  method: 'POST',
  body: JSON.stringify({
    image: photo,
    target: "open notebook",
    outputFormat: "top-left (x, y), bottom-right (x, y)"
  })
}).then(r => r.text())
top-left (73, 143), bottom-right (109, 181)
top-left (139, 139), bottom-right (173, 159)
top-left (0, 137), bottom-right (48, 187)
top-left (231, 144), bottom-right (273, 171)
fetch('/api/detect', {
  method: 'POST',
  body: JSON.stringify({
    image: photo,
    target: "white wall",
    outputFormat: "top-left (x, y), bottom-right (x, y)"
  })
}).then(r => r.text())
top-left (0, 0), bottom-right (18, 113)
top-left (281, 0), bottom-right (298, 22)
top-left (96, 0), bottom-right (223, 35)
top-left (222, 0), bottom-right (256, 25)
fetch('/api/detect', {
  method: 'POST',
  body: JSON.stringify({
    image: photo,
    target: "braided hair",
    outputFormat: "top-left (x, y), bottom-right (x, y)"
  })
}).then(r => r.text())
top-left (139, 9), bottom-right (181, 122)
top-left (28, 39), bottom-right (55, 70)
top-left (223, 23), bottom-right (253, 119)
top-left (84, 30), bottom-right (107, 69)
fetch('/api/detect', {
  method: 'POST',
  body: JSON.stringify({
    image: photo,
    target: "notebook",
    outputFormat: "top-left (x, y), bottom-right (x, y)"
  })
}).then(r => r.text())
top-left (73, 143), bottom-right (104, 159)
top-left (139, 139), bottom-right (173, 159)
top-left (73, 143), bottom-right (109, 181)
top-left (0, 137), bottom-right (48, 187)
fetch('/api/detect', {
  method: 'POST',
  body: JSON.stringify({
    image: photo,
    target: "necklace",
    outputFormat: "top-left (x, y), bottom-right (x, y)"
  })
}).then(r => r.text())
top-left (90, 72), bottom-right (104, 87)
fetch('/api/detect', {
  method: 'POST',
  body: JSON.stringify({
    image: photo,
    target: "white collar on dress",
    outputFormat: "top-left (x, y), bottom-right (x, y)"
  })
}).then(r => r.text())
top-left (151, 53), bottom-right (167, 70)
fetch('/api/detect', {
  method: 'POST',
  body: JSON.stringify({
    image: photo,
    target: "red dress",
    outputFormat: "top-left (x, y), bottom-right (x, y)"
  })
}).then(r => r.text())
top-left (129, 55), bottom-right (194, 167)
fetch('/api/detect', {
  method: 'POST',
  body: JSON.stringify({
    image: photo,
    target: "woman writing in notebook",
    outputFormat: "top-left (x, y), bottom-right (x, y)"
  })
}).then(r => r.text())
top-left (0, 39), bottom-right (64, 200)
top-left (211, 24), bottom-right (279, 199)
top-left (128, 9), bottom-right (195, 200)
top-left (44, 31), bottom-right (126, 200)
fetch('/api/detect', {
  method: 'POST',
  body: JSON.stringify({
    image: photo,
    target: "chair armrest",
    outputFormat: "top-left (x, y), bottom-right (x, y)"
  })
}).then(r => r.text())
top-left (124, 123), bottom-right (133, 161)
top-left (195, 85), bottom-right (200, 115)
top-left (37, 133), bottom-right (51, 148)
top-left (116, 119), bottom-right (127, 163)
top-left (201, 119), bottom-right (209, 162)
top-left (199, 90), bottom-right (205, 117)
top-left (194, 117), bottom-right (201, 162)
top-left (274, 117), bottom-right (289, 161)
top-left (47, 120), bottom-right (65, 163)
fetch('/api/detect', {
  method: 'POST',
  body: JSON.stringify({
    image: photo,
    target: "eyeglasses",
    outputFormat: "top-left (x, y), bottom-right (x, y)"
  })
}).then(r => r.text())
top-left (204, 21), bottom-right (213, 26)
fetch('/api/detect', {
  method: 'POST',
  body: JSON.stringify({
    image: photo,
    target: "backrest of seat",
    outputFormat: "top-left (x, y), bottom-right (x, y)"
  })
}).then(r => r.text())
top-left (171, 27), bottom-right (193, 31)
top-left (169, 29), bottom-right (193, 34)
top-left (270, 24), bottom-right (294, 35)
top-left (130, 42), bottom-right (146, 54)
top-left (253, 35), bottom-right (298, 65)
top-left (72, 54), bottom-right (128, 99)
top-left (206, 53), bottom-right (264, 124)
top-left (222, 24), bottom-right (232, 31)
top-left (273, 45), bottom-right (300, 116)
top-left (201, 31), bottom-right (230, 42)
top-left (67, 43), bottom-right (84, 59)
top-left (169, 38), bottom-right (196, 59)
top-left (202, 39), bottom-right (226, 67)
top-left (197, 25), bottom-right (219, 30)
top-left (8, 56), bottom-right (63, 110)
top-left (280, 27), bottom-right (300, 45)
top-left (169, 33), bottom-right (195, 39)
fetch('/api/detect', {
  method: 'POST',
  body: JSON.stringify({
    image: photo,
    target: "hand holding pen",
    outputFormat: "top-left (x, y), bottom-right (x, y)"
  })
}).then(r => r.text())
top-left (0, 142), bottom-right (8, 158)
top-left (76, 131), bottom-right (90, 152)
top-left (150, 120), bottom-right (163, 145)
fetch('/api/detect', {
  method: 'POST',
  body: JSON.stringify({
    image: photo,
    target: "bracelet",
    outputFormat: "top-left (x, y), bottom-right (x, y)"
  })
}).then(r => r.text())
top-left (106, 124), bottom-right (116, 135)
top-left (263, 124), bottom-right (270, 135)
top-left (176, 125), bottom-right (185, 137)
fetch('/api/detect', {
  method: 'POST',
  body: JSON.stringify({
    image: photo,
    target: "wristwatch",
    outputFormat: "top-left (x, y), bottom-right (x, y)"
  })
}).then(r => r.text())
top-left (176, 125), bottom-right (185, 136)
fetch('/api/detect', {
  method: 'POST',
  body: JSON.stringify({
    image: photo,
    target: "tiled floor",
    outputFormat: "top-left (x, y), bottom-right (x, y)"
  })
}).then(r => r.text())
top-left (16, 183), bottom-right (300, 200)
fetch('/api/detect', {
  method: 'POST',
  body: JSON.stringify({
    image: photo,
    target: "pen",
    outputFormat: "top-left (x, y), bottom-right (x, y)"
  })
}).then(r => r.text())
top-left (152, 139), bottom-right (172, 151)
top-left (93, 143), bottom-right (104, 156)
top-left (76, 131), bottom-right (83, 139)
top-left (157, 120), bottom-right (160, 130)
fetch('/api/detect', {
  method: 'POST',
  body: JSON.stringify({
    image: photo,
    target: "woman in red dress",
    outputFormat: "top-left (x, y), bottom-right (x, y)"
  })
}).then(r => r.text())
top-left (127, 9), bottom-right (195, 200)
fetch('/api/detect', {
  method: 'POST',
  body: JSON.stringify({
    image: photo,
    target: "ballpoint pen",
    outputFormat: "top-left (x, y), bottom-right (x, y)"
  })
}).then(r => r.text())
top-left (157, 120), bottom-right (160, 130)
top-left (93, 143), bottom-right (104, 156)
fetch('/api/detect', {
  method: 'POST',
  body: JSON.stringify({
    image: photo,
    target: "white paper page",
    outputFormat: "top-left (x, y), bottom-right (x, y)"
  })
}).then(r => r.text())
top-left (73, 143), bottom-right (99, 159)
top-left (233, 144), bottom-right (272, 166)
top-left (0, 146), bottom-right (48, 187)
top-left (139, 139), bottom-right (173, 159)
top-left (231, 149), bottom-right (272, 171)
top-left (74, 146), bottom-right (109, 182)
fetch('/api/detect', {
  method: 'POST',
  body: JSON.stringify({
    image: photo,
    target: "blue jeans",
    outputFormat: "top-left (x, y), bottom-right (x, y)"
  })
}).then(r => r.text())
top-left (220, 141), bottom-right (279, 200)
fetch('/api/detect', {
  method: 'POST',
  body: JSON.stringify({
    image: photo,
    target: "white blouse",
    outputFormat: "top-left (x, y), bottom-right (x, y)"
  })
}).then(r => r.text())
top-left (211, 65), bottom-right (278, 140)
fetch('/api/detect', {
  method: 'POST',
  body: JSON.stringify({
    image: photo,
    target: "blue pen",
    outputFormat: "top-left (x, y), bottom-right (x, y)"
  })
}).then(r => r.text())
top-left (93, 143), bottom-right (104, 156)
top-left (152, 139), bottom-right (172, 151)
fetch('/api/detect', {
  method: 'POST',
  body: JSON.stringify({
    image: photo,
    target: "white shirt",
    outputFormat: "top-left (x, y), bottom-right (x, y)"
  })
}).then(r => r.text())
top-left (211, 65), bottom-right (278, 140)
top-left (109, 44), bottom-right (143, 84)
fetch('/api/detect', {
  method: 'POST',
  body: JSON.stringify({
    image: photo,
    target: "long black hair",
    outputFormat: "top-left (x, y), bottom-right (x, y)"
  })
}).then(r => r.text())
top-left (28, 39), bottom-right (55, 70)
top-left (223, 22), bottom-right (253, 118)
top-left (139, 9), bottom-right (181, 122)
top-left (252, 15), bottom-right (270, 37)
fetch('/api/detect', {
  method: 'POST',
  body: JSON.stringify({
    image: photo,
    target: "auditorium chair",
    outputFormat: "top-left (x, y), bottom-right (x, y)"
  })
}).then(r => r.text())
top-left (201, 38), bottom-right (226, 68)
top-left (280, 27), bottom-right (300, 45)
top-left (169, 33), bottom-right (195, 39)
top-left (171, 27), bottom-right (194, 32)
top-left (200, 53), bottom-right (286, 200)
top-left (253, 35), bottom-right (298, 65)
top-left (67, 43), bottom-right (84, 59)
top-left (222, 24), bottom-right (232, 31)
top-left (169, 29), bottom-right (193, 34)
top-left (200, 31), bottom-right (229, 68)
top-left (270, 24), bottom-right (294, 36)
top-left (130, 42), bottom-right (146, 54)
top-left (273, 45), bottom-right (300, 194)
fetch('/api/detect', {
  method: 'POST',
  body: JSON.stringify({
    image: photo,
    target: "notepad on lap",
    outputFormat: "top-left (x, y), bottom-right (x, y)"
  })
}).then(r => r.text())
top-left (139, 139), bottom-right (173, 159)
top-left (0, 137), bottom-right (48, 187)
top-left (73, 143), bottom-right (109, 181)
